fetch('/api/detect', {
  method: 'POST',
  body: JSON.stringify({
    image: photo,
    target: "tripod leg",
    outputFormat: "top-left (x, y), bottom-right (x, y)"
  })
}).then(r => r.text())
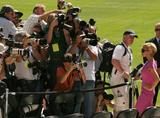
top-left (134, 86), bottom-right (139, 100)
top-left (129, 87), bottom-right (132, 108)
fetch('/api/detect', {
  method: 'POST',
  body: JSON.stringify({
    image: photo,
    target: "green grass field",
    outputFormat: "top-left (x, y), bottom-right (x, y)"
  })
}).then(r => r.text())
top-left (1, 0), bottom-right (160, 106)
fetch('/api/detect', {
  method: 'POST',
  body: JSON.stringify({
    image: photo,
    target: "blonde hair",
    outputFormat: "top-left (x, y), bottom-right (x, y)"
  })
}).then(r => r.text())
top-left (143, 42), bottom-right (157, 56)
top-left (33, 4), bottom-right (46, 13)
top-left (155, 22), bottom-right (160, 28)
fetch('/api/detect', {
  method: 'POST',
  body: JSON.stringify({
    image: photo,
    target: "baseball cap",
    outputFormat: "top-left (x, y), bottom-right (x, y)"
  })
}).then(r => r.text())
top-left (0, 5), bottom-right (14, 15)
top-left (123, 29), bottom-right (138, 38)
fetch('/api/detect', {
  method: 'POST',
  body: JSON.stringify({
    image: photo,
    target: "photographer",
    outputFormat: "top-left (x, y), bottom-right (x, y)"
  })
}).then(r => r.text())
top-left (23, 4), bottom-right (64, 35)
top-left (67, 19), bottom-right (98, 117)
top-left (0, 5), bottom-right (18, 38)
top-left (49, 53), bottom-right (84, 116)
top-left (78, 35), bottom-right (98, 118)
top-left (46, 14), bottom-right (72, 89)
top-left (6, 31), bottom-right (45, 117)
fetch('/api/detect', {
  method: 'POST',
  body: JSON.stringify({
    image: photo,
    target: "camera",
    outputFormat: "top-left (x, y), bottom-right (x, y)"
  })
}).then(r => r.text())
top-left (56, 13), bottom-right (73, 31)
top-left (67, 7), bottom-right (81, 18)
top-left (79, 20), bottom-right (98, 46)
top-left (11, 48), bottom-right (30, 57)
top-left (5, 39), bottom-right (23, 48)
top-left (89, 18), bottom-right (96, 26)
top-left (28, 60), bottom-right (48, 75)
top-left (29, 32), bottom-right (47, 46)
top-left (80, 33), bottom-right (98, 46)
top-left (82, 33), bottom-right (98, 46)
top-left (63, 54), bottom-right (87, 68)
top-left (0, 33), bottom-right (24, 48)
top-left (75, 61), bottom-right (87, 68)
top-left (28, 38), bottom-right (47, 46)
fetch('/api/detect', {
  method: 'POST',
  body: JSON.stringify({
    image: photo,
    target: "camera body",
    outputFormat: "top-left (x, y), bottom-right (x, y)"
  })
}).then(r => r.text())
top-left (28, 38), bottom-right (47, 46)
top-left (4, 38), bottom-right (23, 48)
top-left (29, 32), bottom-right (47, 46)
top-left (75, 61), bottom-right (87, 68)
top-left (56, 13), bottom-right (73, 31)
top-left (67, 7), bottom-right (81, 18)
top-left (28, 60), bottom-right (48, 75)
top-left (11, 48), bottom-right (30, 57)
top-left (79, 21), bottom-right (98, 46)
top-left (82, 33), bottom-right (98, 46)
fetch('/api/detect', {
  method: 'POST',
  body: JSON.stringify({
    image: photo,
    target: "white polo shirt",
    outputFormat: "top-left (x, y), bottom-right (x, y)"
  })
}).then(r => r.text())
top-left (23, 14), bottom-right (39, 34)
top-left (0, 17), bottom-right (17, 38)
top-left (82, 45), bottom-right (98, 81)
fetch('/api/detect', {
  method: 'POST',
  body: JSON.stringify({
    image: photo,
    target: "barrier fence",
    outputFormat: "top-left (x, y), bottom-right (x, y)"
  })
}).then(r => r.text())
top-left (4, 82), bottom-right (131, 118)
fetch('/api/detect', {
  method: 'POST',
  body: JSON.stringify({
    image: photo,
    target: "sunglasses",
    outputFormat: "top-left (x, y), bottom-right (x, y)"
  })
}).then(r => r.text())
top-left (155, 28), bottom-right (160, 31)
top-left (141, 48), bottom-right (149, 53)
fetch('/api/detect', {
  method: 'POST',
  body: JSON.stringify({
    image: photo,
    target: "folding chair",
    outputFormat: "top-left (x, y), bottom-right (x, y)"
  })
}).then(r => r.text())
top-left (92, 111), bottom-right (113, 118)
top-left (63, 113), bottom-right (84, 118)
top-left (116, 108), bottom-right (138, 118)
top-left (140, 106), bottom-right (160, 118)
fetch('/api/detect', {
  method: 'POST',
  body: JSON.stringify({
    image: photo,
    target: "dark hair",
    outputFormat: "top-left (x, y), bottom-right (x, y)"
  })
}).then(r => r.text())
top-left (0, 5), bottom-right (14, 16)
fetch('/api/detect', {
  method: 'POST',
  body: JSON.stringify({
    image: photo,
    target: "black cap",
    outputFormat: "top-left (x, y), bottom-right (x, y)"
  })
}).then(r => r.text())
top-left (14, 10), bottom-right (23, 18)
top-left (0, 5), bottom-right (14, 15)
top-left (123, 29), bottom-right (138, 38)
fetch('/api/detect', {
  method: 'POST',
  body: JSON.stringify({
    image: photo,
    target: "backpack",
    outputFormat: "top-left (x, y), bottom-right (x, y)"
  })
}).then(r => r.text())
top-left (99, 41), bottom-right (127, 76)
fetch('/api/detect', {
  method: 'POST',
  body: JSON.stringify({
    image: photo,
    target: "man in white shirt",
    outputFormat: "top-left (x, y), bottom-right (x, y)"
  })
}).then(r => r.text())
top-left (110, 29), bottom-right (138, 116)
top-left (0, 5), bottom-right (18, 38)
top-left (23, 4), bottom-right (63, 35)
top-left (23, 4), bottom-right (46, 34)
top-left (75, 37), bottom-right (98, 118)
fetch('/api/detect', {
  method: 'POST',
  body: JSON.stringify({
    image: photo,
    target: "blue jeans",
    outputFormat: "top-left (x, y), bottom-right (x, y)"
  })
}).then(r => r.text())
top-left (83, 80), bottom-right (95, 118)
top-left (73, 81), bottom-right (84, 113)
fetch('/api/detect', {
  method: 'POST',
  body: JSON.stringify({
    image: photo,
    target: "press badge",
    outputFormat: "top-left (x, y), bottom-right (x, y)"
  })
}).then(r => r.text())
top-left (52, 43), bottom-right (59, 52)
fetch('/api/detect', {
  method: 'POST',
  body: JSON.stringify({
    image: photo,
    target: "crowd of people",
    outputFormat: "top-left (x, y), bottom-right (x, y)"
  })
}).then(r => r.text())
top-left (0, 0), bottom-right (159, 118)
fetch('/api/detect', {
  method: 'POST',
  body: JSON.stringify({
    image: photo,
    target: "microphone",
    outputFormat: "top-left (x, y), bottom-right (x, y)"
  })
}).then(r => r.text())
top-left (130, 64), bottom-right (143, 77)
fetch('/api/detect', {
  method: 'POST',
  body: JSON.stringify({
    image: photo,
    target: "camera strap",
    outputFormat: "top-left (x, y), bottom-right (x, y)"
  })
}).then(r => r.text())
top-left (77, 48), bottom-right (84, 62)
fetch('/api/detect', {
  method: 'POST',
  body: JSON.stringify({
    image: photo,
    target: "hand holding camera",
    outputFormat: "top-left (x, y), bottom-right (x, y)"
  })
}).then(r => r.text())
top-left (31, 39), bottom-right (39, 49)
